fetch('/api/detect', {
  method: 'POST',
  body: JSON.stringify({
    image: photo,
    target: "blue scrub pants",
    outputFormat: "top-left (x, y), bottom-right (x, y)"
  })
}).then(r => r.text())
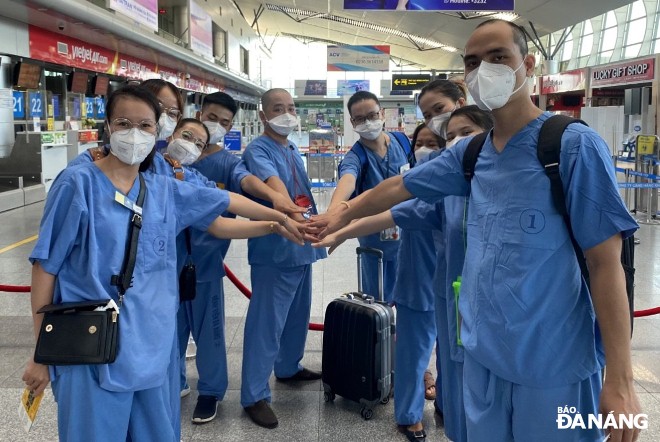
top-left (361, 255), bottom-right (397, 303)
top-left (463, 351), bottom-right (603, 441)
top-left (435, 294), bottom-right (467, 442)
top-left (177, 279), bottom-right (228, 399)
top-left (394, 303), bottom-right (436, 426)
top-left (51, 365), bottom-right (177, 442)
top-left (240, 264), bottom-right (312, 407)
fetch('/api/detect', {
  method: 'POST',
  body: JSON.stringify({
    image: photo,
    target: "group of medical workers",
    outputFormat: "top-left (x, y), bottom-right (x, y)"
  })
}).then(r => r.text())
top-left (21, 17), bottom-right (641, 442)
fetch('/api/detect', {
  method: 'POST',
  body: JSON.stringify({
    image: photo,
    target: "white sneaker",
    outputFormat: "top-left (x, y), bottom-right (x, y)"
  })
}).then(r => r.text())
top-left (180, 385), bottom-right (191, 398)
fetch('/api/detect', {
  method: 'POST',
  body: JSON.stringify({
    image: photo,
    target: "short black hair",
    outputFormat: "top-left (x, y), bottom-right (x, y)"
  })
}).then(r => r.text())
top-left (447, 105), bottom-right (494, 133)
top-left (476, 19), bottom-right (528, 57)
top-left (105, 85), bottom-right (161, 172)
top-left (202, 92), bottom-right (238, 117)
top-left (174, 118), bottom-right (211, 144)
top-left (261, 88), bottom-right (290, 110)
top-left (347, 91), bottom-right (380, 117)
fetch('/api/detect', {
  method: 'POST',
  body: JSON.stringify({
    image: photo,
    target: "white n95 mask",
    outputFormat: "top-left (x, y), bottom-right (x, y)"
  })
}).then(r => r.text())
top-left (157, 113), bottom-right (177, 141)
top-left (354, 119), bottom-right (383, 141)
top-left (203, 121), bottom-right (228, 145)
top-left (445, 135), bottom-right (468, 149)
top-left (109, 128), bottom-right (155, 166)
top-left (414, 147), bottom-right (435, 162)
top-left (167, 138), bottom-right (201, 165)
top-left (268, 113), bottom-right (298, 136)
top-left (466, 60), bottom-right (526, 111)
top-left (427, 109), bottom-right (454, 138)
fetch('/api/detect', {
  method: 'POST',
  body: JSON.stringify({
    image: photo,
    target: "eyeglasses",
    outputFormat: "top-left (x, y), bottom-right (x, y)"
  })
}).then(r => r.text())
top-left (179, 130), bottom-right (207, 151)
top-left (109, 118), bottom-right (158, 134)
top-left (351, 111), bottom-right (381, 125)
top-left (159, 102), bottom-right (181, 120)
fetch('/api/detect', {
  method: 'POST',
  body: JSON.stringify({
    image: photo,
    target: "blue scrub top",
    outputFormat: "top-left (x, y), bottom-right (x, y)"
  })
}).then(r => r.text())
top-left (242, 135), bottom-right (326, 267)
top-left (340, 133), bottom-right (409, 260)
top-left (390, 198), bottom-right (440, 311)
top-left (402, 112), bottom-right (639, 387)
top-left (190, 149), bottom-right (252, 280)
top-left (30, 162), bottom-right (230, 392)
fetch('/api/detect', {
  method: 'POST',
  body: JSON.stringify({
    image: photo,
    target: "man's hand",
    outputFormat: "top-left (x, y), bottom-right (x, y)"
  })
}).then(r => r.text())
top-left (308, 210), bottom-right (350, 239)
top-left (599, 378), bottom-right (642, 442)
top-left (22, 359), bottom-right (50, 397)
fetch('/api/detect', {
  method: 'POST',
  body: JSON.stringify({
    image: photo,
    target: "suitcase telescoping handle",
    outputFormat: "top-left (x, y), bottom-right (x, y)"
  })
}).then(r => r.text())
top-left (356, 247), bottom-right (384, 302)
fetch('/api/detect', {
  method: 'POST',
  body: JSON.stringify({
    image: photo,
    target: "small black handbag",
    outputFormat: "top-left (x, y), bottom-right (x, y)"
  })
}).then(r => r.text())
top-left (33, 174), bottom-right (146, 365)
top-left (34, 300), bottom-right (119, 365)
top-left (179, 228), bottom-right (196, 302)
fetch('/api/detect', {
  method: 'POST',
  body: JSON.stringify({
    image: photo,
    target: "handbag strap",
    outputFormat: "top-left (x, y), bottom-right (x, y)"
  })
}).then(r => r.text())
top-left (111, 173), bottom-right (147, 304)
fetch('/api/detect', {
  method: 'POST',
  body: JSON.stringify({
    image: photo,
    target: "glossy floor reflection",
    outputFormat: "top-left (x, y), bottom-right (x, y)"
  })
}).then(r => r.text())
top-left (1, 191), bottom-right (659, 441)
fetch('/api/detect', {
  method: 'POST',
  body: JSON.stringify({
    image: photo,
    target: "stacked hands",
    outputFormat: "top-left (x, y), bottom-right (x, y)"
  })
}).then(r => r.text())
top-left (275, 200), bottom-right (350, 251)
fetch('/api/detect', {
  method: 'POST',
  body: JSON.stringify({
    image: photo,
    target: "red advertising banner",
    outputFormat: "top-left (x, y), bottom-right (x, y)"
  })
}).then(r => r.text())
top-left (591, 57), bottom-right (655, 87)
top-left (116, 54), bottom-right (158, 80)
top-left (29, 25), bottom-right (116, 74)
top-left (540, 69), bottom-right (586, 94)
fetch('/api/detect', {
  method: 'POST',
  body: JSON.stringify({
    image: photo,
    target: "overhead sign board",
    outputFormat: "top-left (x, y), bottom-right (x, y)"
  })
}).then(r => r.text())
top-left (337, 80), bottom-right (370, 95)
top-left (343, 0), bottom-right (515, 11)
top-left (107, 0), bottom-right (158, 32)
top-left (591, 57), bottom-right (655, 87)
top-left (392, 74), bottom-right (431, 91)
top-left (540, 69), bottom-right (586, 95)
top-left (327, 45), bottom-right (390, 72)
top-left (190, 0), bottom-right (214, 60)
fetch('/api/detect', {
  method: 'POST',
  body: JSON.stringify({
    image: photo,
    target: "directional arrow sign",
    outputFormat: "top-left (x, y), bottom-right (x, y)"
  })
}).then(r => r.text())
top-left (391, 74), bottom-right (431, 91)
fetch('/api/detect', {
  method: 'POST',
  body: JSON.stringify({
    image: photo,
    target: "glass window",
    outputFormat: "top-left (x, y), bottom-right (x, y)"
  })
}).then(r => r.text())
top-left (626, 17), bottom-right (646, 46)
top-left (561, 32), bottom-right (574, 62)
top-left (605, 11), bottom-right (617, 29)
top-left (625, 43), bottom-right (642, 58)
top-left (579, 20), bottom-right (593, 58)
top-left (629, 0), bottom-right (645, 20)
top-left (601, 26), bottom-right (617, 53)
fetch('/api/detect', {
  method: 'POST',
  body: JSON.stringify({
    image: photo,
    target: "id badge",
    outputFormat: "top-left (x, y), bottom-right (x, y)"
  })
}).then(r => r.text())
top-left (399, 163), bottom-right (410, 174)
top-left (380, 226), bottom-right (400, 241)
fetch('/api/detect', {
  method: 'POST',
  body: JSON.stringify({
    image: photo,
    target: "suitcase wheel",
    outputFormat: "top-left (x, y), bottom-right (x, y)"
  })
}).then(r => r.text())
top-left (360, 407), bottom-right (374, 420)
top-left (380, 396), bottom-right (389, 405)
top-left (323, 391), bottom-right (336, 402)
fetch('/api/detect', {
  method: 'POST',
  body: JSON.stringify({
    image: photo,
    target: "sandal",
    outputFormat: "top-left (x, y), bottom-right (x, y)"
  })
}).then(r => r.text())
top-left (399, 425), bottom-right (427, 442)
top-left (424, 370), bottom-right (436, 401)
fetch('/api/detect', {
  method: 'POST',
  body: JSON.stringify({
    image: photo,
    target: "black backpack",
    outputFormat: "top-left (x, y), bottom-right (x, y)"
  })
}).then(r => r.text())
top-left (462, 115), bottom-right (635, 334)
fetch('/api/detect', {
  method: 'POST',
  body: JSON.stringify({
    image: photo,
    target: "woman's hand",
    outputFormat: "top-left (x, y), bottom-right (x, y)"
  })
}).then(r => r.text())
top-left (22, 358), bottom-right (50, 397)
top-left (312, 232), bottom-right (346, 255)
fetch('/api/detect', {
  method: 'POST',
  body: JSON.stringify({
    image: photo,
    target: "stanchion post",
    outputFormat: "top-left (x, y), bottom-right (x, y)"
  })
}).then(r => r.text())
top-left (647, 158), bottom-right (653, 223)
top-left (624, 169), bottom-right (631, 211)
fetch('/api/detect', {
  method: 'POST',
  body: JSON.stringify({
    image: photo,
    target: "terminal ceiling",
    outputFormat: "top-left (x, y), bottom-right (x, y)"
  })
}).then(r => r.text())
top-left (229, 0), bottom-right (636, 71)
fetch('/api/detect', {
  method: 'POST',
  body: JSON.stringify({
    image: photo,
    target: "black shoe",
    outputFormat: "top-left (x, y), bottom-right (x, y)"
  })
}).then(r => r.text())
top-left (192, 395), bottom-right (218, 424)
top-left (275, 367), bottom-right (322, 382)
top-left (398, 425), bottom-right (427, 442)
top-left (244, 399), bottom-right (278, 429)
top-left (433, 401), bottom-right (444, 427)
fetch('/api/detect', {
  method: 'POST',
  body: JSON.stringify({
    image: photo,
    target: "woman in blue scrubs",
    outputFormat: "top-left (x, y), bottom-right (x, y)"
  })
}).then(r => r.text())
top-left (141, 79), bottom-right (184, 151)
top-left (21, 85), bottom-right (304, 442)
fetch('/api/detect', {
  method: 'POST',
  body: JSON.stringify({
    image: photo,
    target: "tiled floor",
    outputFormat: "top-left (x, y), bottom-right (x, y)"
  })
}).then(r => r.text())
top-left (1, 189), bottom-right (659, 441)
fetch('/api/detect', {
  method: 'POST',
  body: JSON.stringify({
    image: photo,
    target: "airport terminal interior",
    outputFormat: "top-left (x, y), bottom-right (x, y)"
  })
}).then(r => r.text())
top-left (1, 0), bottom-right (660, 440)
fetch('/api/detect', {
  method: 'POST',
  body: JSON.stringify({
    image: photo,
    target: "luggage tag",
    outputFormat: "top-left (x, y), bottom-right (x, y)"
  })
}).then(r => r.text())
top-left (452, 276), bottom-right (463, 346)
top-left (380, 226), bottom-right (400, 241)
top-left (114, 191), bottom-right (142, 215)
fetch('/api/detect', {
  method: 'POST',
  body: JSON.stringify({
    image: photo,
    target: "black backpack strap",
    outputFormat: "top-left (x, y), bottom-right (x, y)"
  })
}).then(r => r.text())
top-left (111, 173), bottom-right (147, 305)
top-left (537, 115), bottom-right (589, 278)
top-left (462, 132), bottom-right (489, 182)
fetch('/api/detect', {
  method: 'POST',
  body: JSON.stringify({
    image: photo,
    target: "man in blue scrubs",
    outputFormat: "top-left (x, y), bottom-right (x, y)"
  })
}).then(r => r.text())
top-left (328, 91), bottom-right (410, 302)
top-left (314, 19), bottom-right (641, 442)
top-left (177, 92), bottom-right (305, 424)
top-left (240, 88), bottom-right (326, 429)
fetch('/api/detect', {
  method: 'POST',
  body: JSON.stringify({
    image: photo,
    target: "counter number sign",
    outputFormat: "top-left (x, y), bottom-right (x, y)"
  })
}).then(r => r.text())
top-left (13, 90), bottom-right (25, 119)
top-left (28, 91), bottom-right (44, 118)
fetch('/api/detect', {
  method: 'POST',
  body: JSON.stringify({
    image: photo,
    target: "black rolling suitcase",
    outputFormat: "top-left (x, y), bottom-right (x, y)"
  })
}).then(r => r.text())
top-left (322, 247), bottom-right (395, 420)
